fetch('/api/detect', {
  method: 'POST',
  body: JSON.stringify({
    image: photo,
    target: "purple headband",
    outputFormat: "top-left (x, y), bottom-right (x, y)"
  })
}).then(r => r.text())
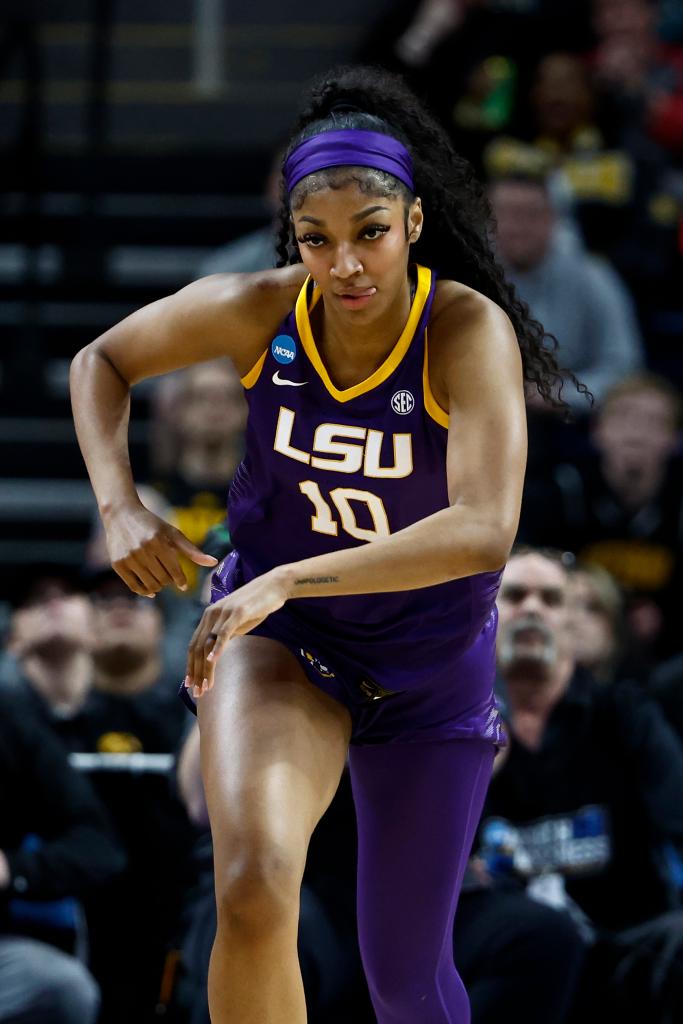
top-left (283, 128), bottom-right (415, 195)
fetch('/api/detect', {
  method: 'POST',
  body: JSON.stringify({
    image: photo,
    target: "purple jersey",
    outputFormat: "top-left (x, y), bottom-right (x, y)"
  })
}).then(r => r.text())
top-left (227, 264), bottom-right (502, 691)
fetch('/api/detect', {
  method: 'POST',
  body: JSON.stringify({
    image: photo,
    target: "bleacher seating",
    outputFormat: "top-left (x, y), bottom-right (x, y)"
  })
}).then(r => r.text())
top-left (0, 0), bottom-right (378, 589)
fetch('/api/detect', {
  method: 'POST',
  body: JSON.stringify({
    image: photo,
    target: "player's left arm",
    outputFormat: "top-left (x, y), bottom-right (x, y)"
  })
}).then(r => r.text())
top-left (279, 291), bottom-right (526, 587)
top-left (186, 291), bottom-right (527, 693)
top-left (440, 289), bottom-right (527, 563)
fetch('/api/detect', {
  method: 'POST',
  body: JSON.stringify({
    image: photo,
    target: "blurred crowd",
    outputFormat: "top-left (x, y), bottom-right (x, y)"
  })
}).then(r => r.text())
top-left (2, 1), bottom-right (683, 1022)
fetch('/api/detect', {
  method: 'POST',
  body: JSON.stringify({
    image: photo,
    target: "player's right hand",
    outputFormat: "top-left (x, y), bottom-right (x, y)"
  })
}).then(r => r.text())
top-left (103, 501), bottom-right (217, 597)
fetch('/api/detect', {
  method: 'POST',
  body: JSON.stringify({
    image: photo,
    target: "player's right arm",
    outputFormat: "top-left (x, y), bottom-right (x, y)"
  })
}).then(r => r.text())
top-left (70, 268), bottom-right (305, 596)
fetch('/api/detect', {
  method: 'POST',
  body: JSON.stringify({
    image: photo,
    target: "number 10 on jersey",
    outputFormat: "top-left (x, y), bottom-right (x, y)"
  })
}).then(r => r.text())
top-left (299, 480), bottom-right (390, 542)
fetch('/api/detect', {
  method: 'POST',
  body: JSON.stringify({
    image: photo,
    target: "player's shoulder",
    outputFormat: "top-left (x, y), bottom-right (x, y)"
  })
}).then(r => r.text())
top-left (181, 265), bottom-right (309, 375)
top-left (430, 278), bottom-right (513, 337)
top-left (191, 264), bottom-right (308, 319)
top-left (426, 279), bottom-right (520, 404)
top-left (429, 279), bottom-right (516, 362)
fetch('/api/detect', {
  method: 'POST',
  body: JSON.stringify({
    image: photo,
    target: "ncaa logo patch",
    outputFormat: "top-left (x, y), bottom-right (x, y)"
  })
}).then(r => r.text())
top-left (271, 334), bottom-right (297, 364)
top-left (391, 390), bottom-right (415, 415)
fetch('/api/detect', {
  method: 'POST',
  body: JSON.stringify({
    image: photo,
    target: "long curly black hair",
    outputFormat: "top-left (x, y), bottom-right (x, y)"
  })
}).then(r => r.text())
top-left (275, 64), bottom-right (587, 410)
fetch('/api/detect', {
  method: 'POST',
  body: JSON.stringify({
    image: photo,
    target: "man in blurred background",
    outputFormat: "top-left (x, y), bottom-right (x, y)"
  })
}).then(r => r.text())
top-left (486, 546), bottom-right (683, 1023)
top-left (7, 567), bottom-right (196, 1023)
top-left (489, 174), bottom-right (644, 413)
top-left (5, 571), bottom-right (94, 739)
top-left (519, 373), bottom-right (683, 663)
top-left (76, 569), bottom-right (196, 1024)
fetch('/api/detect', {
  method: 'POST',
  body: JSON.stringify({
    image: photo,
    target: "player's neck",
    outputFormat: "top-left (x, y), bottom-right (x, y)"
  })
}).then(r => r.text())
top-left (317, 281), bottom-right (413, 389)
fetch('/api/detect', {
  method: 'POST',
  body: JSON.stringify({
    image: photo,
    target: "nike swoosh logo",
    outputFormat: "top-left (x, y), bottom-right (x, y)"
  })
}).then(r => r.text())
top-left (272, 371), bottom-right (307, 387)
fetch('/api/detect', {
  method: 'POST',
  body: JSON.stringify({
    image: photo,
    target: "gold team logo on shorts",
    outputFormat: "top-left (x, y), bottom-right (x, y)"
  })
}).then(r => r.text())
top-left (300, 649), bottom-right (336, 678)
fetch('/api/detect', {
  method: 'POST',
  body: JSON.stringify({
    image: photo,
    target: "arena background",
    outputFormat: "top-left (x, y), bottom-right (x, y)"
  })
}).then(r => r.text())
top-left (2, 2), bottom-right (683, 1023)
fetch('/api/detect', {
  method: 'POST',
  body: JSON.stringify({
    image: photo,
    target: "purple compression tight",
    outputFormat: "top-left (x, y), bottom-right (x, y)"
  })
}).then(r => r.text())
top-left (349, 738), bottom-right (494, 1024)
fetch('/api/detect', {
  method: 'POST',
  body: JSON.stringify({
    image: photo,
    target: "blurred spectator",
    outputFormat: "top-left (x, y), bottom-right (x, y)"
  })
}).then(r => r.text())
top-left (486, 548), bottom-right (683, 1022)
top-left (6, 577), bottom-right (94, 744)
top-left (0, 700), bottom-right (125, 1024)
top-left (8, 567), bottom-right (196, 1023)
top-left (358, 2), bottom-right (593, 171)
top-left (149, 360), bottom-right (247, 597)
top-left (489, 174), bottom-right (643, 412)
top-left (485, 53), bottom-right (681, 290)
top-left (519, 373), bottom-right (683, 661)
top-left (589, 0), bottom-right (683, 159)
top-left (566, 563), bottom-right (626, 684)
top-left (82, 568), bottom-right (197, 1020)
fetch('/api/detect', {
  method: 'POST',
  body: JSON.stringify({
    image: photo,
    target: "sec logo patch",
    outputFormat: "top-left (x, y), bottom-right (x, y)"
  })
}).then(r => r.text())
top-left (391, 390), bottom-right (415, 414)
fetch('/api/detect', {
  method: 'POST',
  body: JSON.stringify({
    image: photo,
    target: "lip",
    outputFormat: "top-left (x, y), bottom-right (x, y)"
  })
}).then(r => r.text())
top-left (334, 287), bottom-right (377, 310)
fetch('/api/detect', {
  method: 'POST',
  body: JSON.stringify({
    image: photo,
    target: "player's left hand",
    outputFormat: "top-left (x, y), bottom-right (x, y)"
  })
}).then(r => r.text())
top-left (184, 568), bottom-right (290, 699)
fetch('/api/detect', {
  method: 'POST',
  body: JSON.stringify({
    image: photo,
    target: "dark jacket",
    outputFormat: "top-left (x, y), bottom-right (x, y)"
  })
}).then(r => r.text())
top-left (0, 699), bottom-right (126, 929)
top-left (484, 670), bottom-right (683, 931)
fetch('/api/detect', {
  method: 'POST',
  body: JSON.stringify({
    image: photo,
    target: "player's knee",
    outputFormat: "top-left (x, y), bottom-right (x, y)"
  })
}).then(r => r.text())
top-left (362, 929), bottom-right (471, 1020)
top-left (368, 970), bottom-right (468, 1022)
top-left (364, 947), bottom-right (442, 1015)
top-left (215, 842), bottom-right (302, 936)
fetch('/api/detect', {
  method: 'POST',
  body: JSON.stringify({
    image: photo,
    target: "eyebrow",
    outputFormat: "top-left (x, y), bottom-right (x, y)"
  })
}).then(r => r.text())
top-left (297, 205), bottom-right (390, 226)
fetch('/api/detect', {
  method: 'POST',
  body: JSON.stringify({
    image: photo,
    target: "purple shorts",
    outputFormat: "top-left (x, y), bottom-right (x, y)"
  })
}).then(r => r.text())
top-left (180, 550), bottom-right (506, 748)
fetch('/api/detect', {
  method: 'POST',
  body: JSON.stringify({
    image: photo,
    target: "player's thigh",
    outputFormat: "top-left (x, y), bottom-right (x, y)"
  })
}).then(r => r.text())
top-left (197, 635), bottom-right (352, 879)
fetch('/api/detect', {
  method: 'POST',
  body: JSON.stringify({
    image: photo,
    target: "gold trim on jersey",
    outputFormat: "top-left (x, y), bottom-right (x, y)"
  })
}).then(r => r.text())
top-left (240, 350), bottom-right (267, 389)
top-left (295, 264), bottom-right (432, 403)
top-left (238, 284), bottom-right (326, 388)
top-left (422, 331), bottom-right (449, 428)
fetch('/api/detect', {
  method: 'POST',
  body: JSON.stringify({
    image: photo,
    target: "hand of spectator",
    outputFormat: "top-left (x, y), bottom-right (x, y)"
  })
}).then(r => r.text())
top-left (0, 850), bottom-right (10, 890)
top-left (103, 500), bottom-right (217, 598)
top-left (184, 568), bottom-right (290, 698)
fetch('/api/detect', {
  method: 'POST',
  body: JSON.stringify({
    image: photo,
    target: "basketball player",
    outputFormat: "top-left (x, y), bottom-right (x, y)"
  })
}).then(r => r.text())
top-left (70, 66), bottom-right (579, 1024)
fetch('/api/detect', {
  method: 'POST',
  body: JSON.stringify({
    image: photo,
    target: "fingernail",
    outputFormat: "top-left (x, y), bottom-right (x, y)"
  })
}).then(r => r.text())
top-left (179, 584), bottom-right (188, 592)
top-left (192, 686), bottom-right (201, 699)
top-left (202, 678), bottom-right (208, 687)
top-left (146, 594), bottom-right (155, 599)
top-left (183, 675), bottom-right (190, 688)
top-left (207, 652), bottom-right (214, 662)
